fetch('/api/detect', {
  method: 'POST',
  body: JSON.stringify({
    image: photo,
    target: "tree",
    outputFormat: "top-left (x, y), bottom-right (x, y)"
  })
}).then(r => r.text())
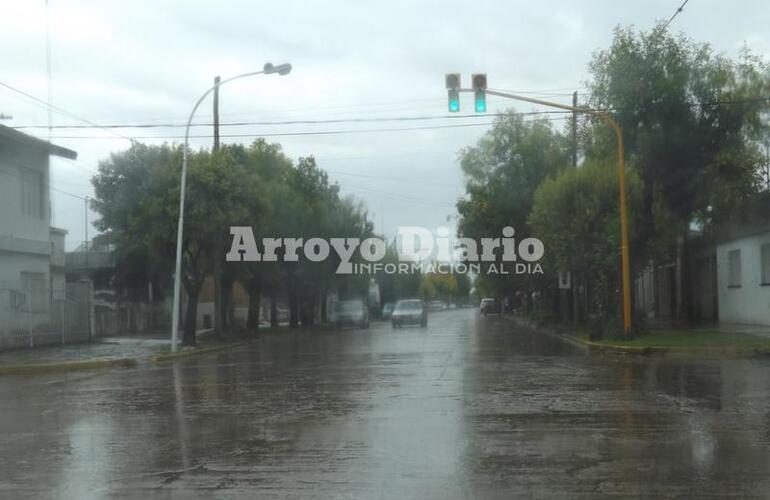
top-left (90, 145), bottom-right (177, 307)
top-left (227, 140), bottom-right (294, 333)
top-left (456, 113), bottom-right (570, 297)
top-left (529, 159), bottom-right (643, 328)
top-left (420, 271), bottom-right (458, 301)
top-left (587, 26), bottom-right (770, 256)
top-left (376, 240), bottom-right (422, 305)
top-left (92, 143), bottom-right (261, 345)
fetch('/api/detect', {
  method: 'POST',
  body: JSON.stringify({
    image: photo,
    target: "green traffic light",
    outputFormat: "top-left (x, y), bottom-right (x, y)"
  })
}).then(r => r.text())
top-left (448, 89), bottom-right (460, 112)
top-left (474, 91), bottom-right (486, 113)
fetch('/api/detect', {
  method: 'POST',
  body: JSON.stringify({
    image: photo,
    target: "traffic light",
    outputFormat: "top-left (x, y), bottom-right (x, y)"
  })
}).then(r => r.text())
top-left (445, 73), bottom-right (461, 112)
top-left (472, 74), bottom-right (487, 113)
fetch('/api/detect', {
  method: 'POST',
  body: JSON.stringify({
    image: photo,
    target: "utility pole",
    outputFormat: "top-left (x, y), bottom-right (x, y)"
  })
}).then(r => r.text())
top-left (571, 91), bottom-right (578, 168)
top-left (571, 91), bottom-right (579, 323)
top-left (212, 75), bottom-right (223, 338)
top-left (45, 0), bottom-right (53, 142)
top-left (84, 195), bottom-right (89, 268)
top-left (213, 76), bottom-right (221, 151)
top-left (84, 195), bottom-right (92, 341)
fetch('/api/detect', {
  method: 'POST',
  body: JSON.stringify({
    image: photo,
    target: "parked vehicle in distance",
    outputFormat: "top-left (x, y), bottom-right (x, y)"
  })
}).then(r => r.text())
top-left (381, 302), bottom-right (395, 320)
top-left (392, 299), bottom-right (428, 328)
top-left (427, 300), bottom-right (446, 311)
top-left (479, 297), bottom-right (502, 316)
top-left (335, 299), bottom-right (370, 329)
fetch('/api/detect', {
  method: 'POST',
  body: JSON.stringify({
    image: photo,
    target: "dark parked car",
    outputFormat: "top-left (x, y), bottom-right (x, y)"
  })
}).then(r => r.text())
top-left (335, 299), bottom-right (370, 329)
top-left (392, 299), bottom-right (428, 328)
top-left (479, 297), bottom-right (502, 316)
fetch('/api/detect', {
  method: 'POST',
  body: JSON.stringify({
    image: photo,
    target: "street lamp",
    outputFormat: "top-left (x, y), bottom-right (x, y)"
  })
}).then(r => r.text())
top-left (170, 62), bottom-right (292, 352)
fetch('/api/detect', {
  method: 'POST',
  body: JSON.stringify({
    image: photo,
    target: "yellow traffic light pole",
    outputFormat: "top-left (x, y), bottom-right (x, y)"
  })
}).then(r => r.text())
top-left (465, 88), bottom-right (632, 335)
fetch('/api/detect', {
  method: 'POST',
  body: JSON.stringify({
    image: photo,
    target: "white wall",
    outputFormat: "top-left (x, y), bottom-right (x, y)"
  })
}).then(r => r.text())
top-left (0, 142), bottom-right (54, 333)
top-left (0, 252), bottom-right (50, 290)
top-left (0, 146), bottom-right (50, 243)
top-left (717, 233), bottom-right (770, 325)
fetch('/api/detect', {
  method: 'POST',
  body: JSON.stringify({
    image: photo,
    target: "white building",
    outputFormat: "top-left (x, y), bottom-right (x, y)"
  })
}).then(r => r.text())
top-left (716, 225), bottom-right (770, 326)
top-left (0, 125), bottom-right (77, 344)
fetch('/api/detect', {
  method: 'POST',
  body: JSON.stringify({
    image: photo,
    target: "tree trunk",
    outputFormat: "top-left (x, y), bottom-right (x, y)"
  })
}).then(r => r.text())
top-left (289, 282), bottom-right (299, 328)
top-left (320, 288), bottom-right (328, 323)
top-left (270, 293), bottom-right (278, 328)
top-left (289, 287), bottom-right (299, 328)
top-left (227, 283), bottom-right (235, 333)
top-left (246, 279), bottom-right (262, 333)
top-left (183, 288), bottom-right (199, 346)
top-left (221, 275), bottom-right (236, 336)
top-left (221, 274), bottom-right (232, 333)
top-left (676, 232), bottom-right (689, 323)
top-left (213, 236), bottom-right (224, 338)
top-left (301, 290), bottom-right (315, 328)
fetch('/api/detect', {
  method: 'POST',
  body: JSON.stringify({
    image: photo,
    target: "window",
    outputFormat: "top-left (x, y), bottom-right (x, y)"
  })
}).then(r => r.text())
top-left (20, 271), bottom-right (47, 312)
top-left (762, 243), bottom-right (770, 285)
top-left (20, 168), bottom-right (43, 219)
top-left (728, 249), bottom-right (742, 288)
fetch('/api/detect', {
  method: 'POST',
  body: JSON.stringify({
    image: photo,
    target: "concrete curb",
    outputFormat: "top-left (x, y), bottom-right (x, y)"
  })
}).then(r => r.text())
top-left (580, 338), bottom-right (770, 357)
top-left (0, 357), bottom-right (138, 375)
top-left (151, 342), bottom-right (242, 362)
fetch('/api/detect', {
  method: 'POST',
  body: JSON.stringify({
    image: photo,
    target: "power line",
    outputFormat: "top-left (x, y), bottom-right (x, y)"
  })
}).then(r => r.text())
top-left (35, 90), bottom-right (585, 124)
top-left (0, 163), bottom-right (88, 201)
top-left (10, 110), bottom-right (570, 130)
top-left (58, 156), bottom-right (99, 176)
top-left (662, 0), bottom-right (690, 30)
top-left (46, 116), bottom-right (571, 140)
top-left (49, 122), bottom-right (497, 139)
top-left (0, 80), bottom-right (136, 143)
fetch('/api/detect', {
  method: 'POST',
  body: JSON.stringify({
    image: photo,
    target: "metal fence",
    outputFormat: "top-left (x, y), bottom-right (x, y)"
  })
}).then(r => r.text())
top-left (0, 284), bottom-right (91, 351)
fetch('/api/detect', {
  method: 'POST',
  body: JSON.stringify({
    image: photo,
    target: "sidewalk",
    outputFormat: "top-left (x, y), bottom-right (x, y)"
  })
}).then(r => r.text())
top-left (507, 315), bottom-right (770, 356)
top-left (0, 336), bottom-right (167, 367)
top-left (682, 322), bottom-right (770, 339)
top-left (0, 330), bottom-right (241, 374)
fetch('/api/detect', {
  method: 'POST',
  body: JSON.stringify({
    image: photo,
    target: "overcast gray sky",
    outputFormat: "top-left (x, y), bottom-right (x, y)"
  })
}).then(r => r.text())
top-left (1, 0), bottom-right (767, 249)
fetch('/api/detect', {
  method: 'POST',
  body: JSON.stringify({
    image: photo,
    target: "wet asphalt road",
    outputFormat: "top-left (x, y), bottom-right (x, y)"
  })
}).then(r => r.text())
top-left (2, 309), bottom-right (770, 499)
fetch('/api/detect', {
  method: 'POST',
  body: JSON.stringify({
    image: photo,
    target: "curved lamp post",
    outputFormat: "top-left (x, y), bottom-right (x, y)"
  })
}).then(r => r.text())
top-left (171, 62), bottom-right (292, 352)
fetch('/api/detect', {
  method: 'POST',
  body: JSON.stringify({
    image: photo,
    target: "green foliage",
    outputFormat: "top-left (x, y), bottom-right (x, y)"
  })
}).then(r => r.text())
top-left (587, 26), bottom-right (770, 244)
top-left (457, 113), bottom-right (570, 296)
top-left (376, 242), bottom-right (421, 303)
top-left (420, 271), bottom-right (457, 300)
top-left (91, 139), bottom-right (375, 338)
top-left (529, 159), bottom-right (643, 274)
top-left (529, 159), bottom-right (643, 317)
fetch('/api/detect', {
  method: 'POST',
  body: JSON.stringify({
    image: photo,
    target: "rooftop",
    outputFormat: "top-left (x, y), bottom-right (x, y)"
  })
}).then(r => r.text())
top-left (0, 124), bottom-right (77, 160)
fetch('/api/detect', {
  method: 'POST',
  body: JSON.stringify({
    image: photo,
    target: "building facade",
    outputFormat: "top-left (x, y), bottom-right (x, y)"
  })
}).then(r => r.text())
top-left (716, 226), bottom-right (770, 326)
top-left (0, 125), bottom-right (79, 348)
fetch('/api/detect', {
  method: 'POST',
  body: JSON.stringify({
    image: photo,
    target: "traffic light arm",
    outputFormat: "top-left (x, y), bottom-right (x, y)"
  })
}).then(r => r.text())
top-left (474, 88), bottom-right (632, 335)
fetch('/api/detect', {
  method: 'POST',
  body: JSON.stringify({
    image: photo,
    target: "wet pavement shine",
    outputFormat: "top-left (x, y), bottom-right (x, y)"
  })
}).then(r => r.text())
top-left (1, 309), bottom-right (770, 499)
